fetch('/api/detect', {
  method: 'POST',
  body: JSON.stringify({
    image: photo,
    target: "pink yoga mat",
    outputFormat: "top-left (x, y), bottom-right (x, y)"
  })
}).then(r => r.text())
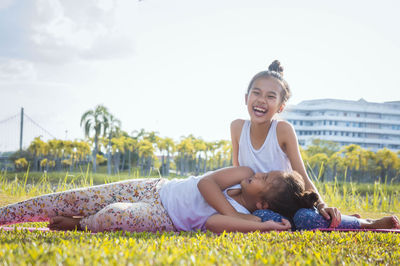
top-left (1, 227), bottom-right (50, 232)
top-left (1, 226), bottom-right (400, 233)
top-left (312, 228), bottom-right (400, 233)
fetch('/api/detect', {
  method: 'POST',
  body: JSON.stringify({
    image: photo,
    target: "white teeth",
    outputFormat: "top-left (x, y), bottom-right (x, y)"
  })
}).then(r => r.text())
top-left (253, 107), bottom-right (266, 113)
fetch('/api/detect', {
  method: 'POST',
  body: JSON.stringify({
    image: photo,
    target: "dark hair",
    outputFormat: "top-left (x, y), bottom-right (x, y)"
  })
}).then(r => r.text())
top-left (247, 60), bottom-right (292, 104)
top-left (262, 171), bottom-right (319, 219)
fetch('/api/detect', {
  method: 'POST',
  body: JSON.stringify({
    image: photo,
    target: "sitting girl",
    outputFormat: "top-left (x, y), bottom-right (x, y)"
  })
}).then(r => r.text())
top-left (230, 59), bottom-right (400, 230)
top-left (1, 167), bottom-right (316, 233)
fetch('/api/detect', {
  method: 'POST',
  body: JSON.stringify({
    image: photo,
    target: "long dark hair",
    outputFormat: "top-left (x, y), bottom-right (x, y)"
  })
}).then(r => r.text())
top-left (262, 171), bottom-right (319, 219)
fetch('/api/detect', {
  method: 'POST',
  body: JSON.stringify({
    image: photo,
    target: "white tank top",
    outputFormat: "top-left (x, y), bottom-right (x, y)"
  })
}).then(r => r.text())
top-left (238, 120), bottom-right (292, 173)
top-left (159, 174), bottom-right (249, 231)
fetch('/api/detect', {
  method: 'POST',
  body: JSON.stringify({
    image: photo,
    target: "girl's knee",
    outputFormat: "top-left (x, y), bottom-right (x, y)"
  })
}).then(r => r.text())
top-left (293, 208), bottom-right (330, 230)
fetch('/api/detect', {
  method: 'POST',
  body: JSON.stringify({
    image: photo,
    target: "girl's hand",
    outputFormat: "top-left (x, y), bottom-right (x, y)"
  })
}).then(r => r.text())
top-left (317, 203), bottom-right (342, 228)
top-left (261, 219), bottom-right (292, 231)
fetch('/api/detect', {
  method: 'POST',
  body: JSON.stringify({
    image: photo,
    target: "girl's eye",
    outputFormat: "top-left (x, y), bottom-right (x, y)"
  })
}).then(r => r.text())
top-left (253, 91), bottom-right (260, 95)
top-left (268, 95), bottom-right (276, 99)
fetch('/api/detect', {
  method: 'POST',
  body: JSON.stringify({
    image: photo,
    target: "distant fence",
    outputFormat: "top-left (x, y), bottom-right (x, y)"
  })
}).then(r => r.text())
top-left (0, 107), bottom-right (56, 153)
top-left (0, 156), bottom-right (14, 171)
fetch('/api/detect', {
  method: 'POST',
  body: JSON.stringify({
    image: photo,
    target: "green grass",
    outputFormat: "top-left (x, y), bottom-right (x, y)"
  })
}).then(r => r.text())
top-left (0, 228), bottom-right (399, 265)
top-left (1, 170), bottom-right (400, 265)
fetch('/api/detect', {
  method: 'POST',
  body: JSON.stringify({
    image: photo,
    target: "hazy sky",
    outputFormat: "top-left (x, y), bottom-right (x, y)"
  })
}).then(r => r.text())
top-left (1, 0), bottom-right (400, 150)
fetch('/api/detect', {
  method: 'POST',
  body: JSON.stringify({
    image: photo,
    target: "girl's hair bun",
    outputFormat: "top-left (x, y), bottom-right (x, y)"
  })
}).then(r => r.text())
top-left (268, 60), bottom-right (284, 75)
top-left (300, 191), bottom-right (319, 208)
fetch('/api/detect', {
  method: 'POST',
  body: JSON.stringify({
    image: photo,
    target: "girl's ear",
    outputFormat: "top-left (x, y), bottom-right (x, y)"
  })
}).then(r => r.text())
top-left (256, 201), bottom-right (269, 210)
top-left (245, 94), bottom-right (248, 105)
top-left (278, 103), bottom-right (286, 113)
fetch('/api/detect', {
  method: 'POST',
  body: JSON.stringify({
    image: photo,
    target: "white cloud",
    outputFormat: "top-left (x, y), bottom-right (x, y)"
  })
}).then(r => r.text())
top-left (0, 58), bottom-right (37, 81)
top-left (9, 0), bottom-right (134, 64)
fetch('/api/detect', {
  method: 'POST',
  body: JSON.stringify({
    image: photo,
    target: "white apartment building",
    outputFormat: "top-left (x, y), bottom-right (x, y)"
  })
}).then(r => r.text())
top-left (281, 98), bottom-right (400, 152)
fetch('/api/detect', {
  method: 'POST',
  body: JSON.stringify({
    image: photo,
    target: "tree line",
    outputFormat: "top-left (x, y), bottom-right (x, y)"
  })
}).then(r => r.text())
top-left (301, 139), bottom-right (400, 183)
top-left (9, 105), bottom-right (400, 182)
top-left (12, 105), bottom-right (232, 176)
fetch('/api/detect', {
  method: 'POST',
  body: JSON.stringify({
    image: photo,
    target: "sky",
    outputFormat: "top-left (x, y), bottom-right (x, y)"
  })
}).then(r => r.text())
top-left (1, 0), bottom-right (400, 151)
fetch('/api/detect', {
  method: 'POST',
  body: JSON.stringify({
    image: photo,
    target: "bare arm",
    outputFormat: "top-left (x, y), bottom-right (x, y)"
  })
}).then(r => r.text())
top-left (277, 121), bottom-right (322, 199)
top-left (277, 121), bottom-right (341, 226)
top-left (198, 166), bottom-right (254, 217)
top-left (230, 119), bottom-right (245, 167)
top-left (205, 214), bottom-right (291, 233)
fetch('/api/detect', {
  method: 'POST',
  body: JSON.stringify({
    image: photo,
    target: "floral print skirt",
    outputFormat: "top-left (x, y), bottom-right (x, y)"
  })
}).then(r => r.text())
top-left (0, 178), bottom-right (175, 233)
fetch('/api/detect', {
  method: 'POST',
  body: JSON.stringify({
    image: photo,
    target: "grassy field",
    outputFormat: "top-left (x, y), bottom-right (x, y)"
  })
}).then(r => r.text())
top-left (1, 170), bottom-right (400, 265)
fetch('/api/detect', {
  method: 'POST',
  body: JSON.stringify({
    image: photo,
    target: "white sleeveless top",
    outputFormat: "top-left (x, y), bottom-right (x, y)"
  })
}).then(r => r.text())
top-left (159, 174), bottom-right (249, 231)
top-left (238, 120), bottom-right (292, 173)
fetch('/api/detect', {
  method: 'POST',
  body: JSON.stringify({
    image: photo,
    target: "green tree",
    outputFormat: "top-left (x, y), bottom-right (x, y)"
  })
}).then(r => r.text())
top-left (306, 139), bottom-right (340, 157)
top-left (80, 105), bottom-right (110, 172)
top-left (375, 148), bottom-right (399, 181)
top-left (339, 144), bottom-right (363, 181)
top-left (327, 151), bottom-right (346, 181)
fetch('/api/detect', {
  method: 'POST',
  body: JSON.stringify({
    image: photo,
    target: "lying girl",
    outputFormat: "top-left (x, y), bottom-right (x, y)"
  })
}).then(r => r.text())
top-left (1, 167), bottom-right (313, 233)
top-left (1, 167), bottom-right (398, 233)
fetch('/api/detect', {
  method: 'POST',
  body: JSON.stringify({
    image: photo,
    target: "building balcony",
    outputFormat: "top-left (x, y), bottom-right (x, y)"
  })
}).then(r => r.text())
top-left (281, 113), bottom-right (400, 125)
top-left (292, 125), bottom-right (400, 136)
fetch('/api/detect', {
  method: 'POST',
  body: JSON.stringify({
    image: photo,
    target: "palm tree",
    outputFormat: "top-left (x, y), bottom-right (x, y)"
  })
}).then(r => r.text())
top-left (28, 137), bottom-right (46, 171)
top-left (80, 105), bottom-right (110, 172)
top-left (193, 138), bottom-right (206, 175)
top-left (137, 139), bottom-right (155, 176)
top-left (111, 136), bottom-right (125, 174)
top-left (47, 139), bottom-right (63, 171)
top-left (203, 141), bottom-right (214, 173)
top-left (219, 140), bottom-right (232, 168)
top-left (104, 114), bottom-right (121, 175)
top-left (158, 137), bottom-right (175, 176)
top-left (176, 136), bottom-right (194, 175)
top-left (124, 137), bottom-right (138, 176)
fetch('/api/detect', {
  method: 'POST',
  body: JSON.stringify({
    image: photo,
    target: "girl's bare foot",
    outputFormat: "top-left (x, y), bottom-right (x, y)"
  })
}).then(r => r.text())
top-left (48, 216), bottom-right (82, 231)
top-left (360, 216), bottom-right (400, 229)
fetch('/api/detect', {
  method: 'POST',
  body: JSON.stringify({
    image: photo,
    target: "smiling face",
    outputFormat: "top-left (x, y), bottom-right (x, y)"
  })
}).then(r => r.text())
top-left (245, 77), bottom-right (285, 124)
top-left (240, 171), bottom-right (284, 200)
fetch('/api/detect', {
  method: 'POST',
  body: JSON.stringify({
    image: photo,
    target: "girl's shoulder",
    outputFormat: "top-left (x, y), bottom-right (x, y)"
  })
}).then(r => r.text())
top-left (276, 120), bottom-right (294, 131)
top-left (276, 120), bottom-right (296, 143)
top-left (230, 119), bottom-right (246, 134)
